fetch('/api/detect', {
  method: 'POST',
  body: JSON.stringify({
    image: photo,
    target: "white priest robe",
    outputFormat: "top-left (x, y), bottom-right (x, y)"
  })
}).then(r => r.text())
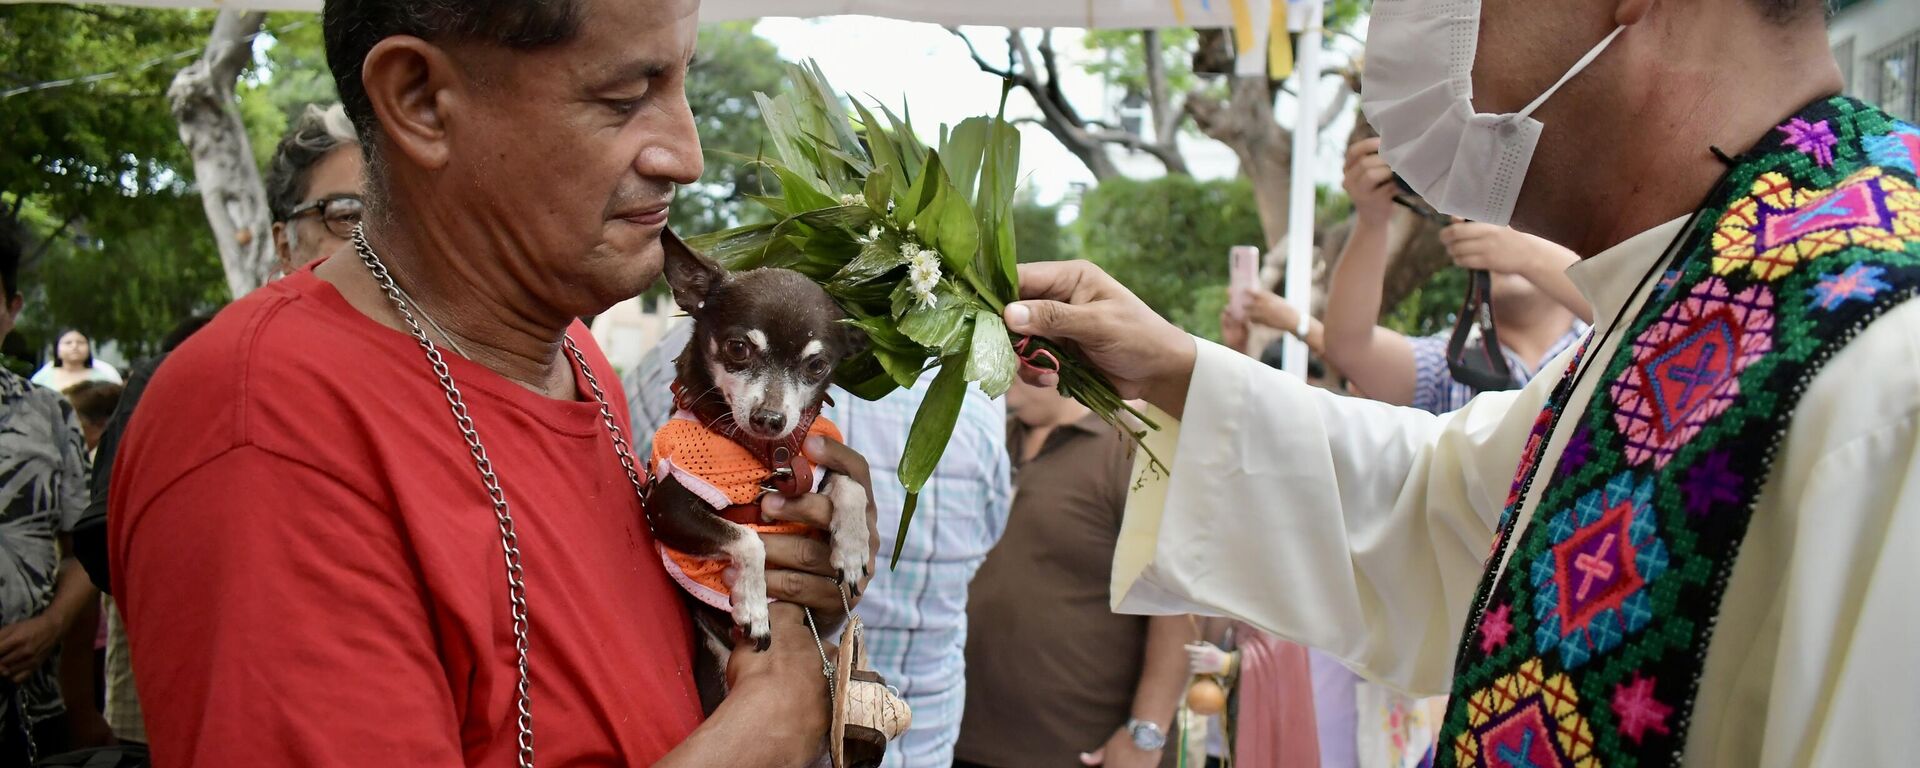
top-left (1115, 217), bottom-right (1920, 767)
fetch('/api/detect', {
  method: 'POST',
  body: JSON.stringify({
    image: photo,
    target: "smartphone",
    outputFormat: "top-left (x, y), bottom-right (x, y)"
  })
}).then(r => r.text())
top-left (1227, 245), bottom-right (1260, 319)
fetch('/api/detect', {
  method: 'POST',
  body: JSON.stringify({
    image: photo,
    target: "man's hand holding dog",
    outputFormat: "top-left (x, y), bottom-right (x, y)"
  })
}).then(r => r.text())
top-left (757, 435), bottom-right (879, 620)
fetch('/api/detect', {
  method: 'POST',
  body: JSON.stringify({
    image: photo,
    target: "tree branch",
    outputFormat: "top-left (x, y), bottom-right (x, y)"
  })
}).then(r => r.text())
top-left (945, 26), bottom-right (1018, 82)
top-left (203, 10), bottom-right (259, 90)
top-left (1034, 29), bottom-right (1085, 129)
top-left (1317, 83), bottom-right (1353, 132)
top-left (29, 214), bottom-right (80, 263)
top-left (1143, 29), bottom-right (1177, 140)
top-left (1087, 128), bottom-right (1189, 173)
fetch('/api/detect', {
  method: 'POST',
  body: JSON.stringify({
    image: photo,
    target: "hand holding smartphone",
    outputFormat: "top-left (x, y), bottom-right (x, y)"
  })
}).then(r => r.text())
top-left (1227, 246), bottom-right (1260, 320)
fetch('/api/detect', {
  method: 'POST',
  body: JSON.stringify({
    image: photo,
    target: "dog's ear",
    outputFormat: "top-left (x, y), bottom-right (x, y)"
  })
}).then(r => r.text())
top-left (661, 228), bottom-right (725, 312)
top-left (838, 319), bottom-right (870, 359)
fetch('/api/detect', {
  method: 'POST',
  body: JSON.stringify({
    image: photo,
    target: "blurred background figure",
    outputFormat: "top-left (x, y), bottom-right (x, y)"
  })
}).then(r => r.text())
top-left (1221, 288), bottom-right (1324, 362)
top-left (264, 103), bottom-right (363, 276)
top-left (61, 382), bottom-right (121, 456)
top-left (625, 321), bottom-right (1013, 767)
top-left (1321, 138), bottom-right (1589, 414)
top-left (955, 379), bottom-right (1189, 768)
top-left (56, 380), bottom-right (121, 751)
top-left (32, 330), bottom-right (121, 392)
top-left (0, 230), bottom-right (97, 763)
top-left (1186, 621), bottom-right (1323, 768)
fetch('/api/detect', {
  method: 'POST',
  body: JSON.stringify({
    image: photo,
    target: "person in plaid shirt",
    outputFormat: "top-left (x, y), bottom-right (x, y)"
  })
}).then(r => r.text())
top-left (627, 321), bottom-right (1012, 767)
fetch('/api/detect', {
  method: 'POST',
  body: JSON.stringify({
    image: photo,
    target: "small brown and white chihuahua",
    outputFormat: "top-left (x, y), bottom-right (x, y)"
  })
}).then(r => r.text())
top-left (651, 232), bottom-right (872, 710)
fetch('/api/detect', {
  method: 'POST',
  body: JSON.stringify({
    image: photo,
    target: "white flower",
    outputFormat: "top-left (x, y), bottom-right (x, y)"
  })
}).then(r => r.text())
top-left (906, 221), bottom-right (917, 233)
top-left (907, 246), bottom-right (942, 307)
top-left (858, 225), bottom-right (882, 245)
top-left (838, 193), bottom-right (864, 207)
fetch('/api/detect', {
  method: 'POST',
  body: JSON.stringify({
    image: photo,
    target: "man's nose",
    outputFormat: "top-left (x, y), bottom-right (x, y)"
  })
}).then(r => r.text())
top-left (636, 91), bottom-right (704, 186)
top-left (749, 410), bottom-right (787, 434)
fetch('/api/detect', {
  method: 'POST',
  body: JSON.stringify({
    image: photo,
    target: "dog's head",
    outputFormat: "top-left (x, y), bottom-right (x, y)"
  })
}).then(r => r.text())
top-left (663, 233), bottom-right (863, 441)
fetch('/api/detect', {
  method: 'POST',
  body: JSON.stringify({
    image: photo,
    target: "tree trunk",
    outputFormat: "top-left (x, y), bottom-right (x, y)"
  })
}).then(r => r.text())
top-left (170, 10), bottom-right (272, 299)
top-left (1189, 76), bottom-right (1293, 251)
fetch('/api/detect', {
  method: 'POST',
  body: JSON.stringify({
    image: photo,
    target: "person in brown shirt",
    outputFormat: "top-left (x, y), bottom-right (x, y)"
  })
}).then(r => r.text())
top-left (956, 380), bottom-right (1189, 768)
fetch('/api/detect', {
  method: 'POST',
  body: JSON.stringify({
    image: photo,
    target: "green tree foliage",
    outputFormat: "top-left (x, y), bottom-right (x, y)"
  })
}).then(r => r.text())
top-left (1382, 267), bottom-right (1466, 337)
top-left (1082, 27), bottom-right (1202, 98)
top-left (6, 11), bottom-right (792, 355)
top-left (1012, 189), bottom-right (1071, 264)
top-left (1075, 175), bottom-right (1264, 339)
top-left (675, 22), bottom-right (787, 236)
top-left (239, 13), bottom-right (341, 169)
top-left (2, 4), bottom-right (228, 362)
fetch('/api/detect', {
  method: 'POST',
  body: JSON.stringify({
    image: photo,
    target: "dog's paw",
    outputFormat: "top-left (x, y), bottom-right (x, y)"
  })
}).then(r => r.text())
top-left (723, 531), bottom-right (773, 651)
top-left (825, 475), bottom-right (871, 596)
top-left (733, 597), bottom-right (772, 652)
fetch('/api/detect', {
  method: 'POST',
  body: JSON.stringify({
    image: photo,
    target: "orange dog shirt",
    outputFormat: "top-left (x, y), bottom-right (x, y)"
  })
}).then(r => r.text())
top-left (650, 411), bottom-right (842, 612)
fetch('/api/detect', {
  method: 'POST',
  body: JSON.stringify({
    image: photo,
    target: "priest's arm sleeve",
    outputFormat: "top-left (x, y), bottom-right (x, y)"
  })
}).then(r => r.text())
top-left (1112, 338), bottom-right (1559, 696)
top-left (1758, 305), bottom-right (1920, 760)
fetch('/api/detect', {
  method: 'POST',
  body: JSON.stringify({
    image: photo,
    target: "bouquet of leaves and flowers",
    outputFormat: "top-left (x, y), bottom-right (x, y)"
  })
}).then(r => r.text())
top-left (687, 63), bottom-right (1163, 565)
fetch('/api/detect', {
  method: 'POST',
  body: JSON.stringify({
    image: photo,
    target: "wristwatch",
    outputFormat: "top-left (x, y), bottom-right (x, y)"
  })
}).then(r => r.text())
top-left (1126, 718), bottom-right (1167, 751)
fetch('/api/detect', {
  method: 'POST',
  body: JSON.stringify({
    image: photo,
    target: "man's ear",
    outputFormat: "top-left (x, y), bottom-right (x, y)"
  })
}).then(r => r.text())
top-left (661, 229), bottom-right (726, 313)
top-left (360, 35), bottom-right (460, 172)
top-left (271, 222), bottom-right (295, 277)
top-left (1615, 0), bottom-right (1653, 26)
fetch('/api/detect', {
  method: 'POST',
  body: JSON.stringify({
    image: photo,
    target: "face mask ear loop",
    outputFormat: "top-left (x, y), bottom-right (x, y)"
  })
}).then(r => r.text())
top-left (1512, 25), bottom-right (1627, 121)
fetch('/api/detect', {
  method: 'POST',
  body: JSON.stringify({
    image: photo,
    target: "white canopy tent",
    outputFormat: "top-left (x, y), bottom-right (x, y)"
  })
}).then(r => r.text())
top-left (4, 0), bottom-right (1257, 29)
top-left (6, 0), bottom-right (1332, 377)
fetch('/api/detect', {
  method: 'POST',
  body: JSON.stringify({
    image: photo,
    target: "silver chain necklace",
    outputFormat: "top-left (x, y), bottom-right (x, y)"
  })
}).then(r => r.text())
top-left (354, 226), bottom-right (656, 768)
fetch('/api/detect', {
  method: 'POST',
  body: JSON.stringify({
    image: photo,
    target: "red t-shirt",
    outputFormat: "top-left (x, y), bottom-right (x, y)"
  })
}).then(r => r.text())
top-left (109, 266), bottom-right (702, 766)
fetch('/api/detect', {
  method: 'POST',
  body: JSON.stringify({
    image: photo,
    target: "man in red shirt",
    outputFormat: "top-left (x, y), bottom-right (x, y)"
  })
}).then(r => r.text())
top-left (107, 0), bottom-right (876, 765)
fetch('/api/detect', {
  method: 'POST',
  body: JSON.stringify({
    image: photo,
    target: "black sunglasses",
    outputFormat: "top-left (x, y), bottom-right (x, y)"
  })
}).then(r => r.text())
top-left (286, 195), bottom-right (365, 239)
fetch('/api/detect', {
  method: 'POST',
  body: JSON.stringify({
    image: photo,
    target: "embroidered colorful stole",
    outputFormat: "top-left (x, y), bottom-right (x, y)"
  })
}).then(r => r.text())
top-left (1436, 97), bottom-right (1920, 768)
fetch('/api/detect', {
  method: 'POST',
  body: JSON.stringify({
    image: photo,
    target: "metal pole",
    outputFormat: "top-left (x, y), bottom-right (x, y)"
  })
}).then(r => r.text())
top-left (1282, 0), bottom-right (1324, 378)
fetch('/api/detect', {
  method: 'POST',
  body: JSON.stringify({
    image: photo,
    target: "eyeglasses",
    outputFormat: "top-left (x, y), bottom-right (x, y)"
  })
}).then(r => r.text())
top-left (285, 195), bottom-right (365, 239)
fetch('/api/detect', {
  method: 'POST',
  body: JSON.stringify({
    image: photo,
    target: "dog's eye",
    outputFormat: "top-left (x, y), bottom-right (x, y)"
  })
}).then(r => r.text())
top-left (805, 357), bottom-right (831, 380)
top-left (724, 339), bottom-right (752, 362)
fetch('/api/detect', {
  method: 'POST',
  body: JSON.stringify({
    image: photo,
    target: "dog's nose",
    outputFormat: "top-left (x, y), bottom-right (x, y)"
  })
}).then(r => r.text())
top-left (749, 410), bottom-right (787, 434)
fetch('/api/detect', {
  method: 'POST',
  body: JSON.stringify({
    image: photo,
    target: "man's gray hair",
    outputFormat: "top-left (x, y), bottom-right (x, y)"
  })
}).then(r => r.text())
top-left (265, 102), bottom-right (361, 222)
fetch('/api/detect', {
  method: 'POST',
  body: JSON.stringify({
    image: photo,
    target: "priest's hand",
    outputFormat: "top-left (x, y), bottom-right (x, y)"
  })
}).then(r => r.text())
top-left (1005, 260), bottom-right (1198, 419)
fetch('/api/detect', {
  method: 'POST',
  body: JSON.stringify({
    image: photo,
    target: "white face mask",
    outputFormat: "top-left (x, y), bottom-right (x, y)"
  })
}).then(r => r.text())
top-left (1361, 0), bottom-right (1624, 226)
